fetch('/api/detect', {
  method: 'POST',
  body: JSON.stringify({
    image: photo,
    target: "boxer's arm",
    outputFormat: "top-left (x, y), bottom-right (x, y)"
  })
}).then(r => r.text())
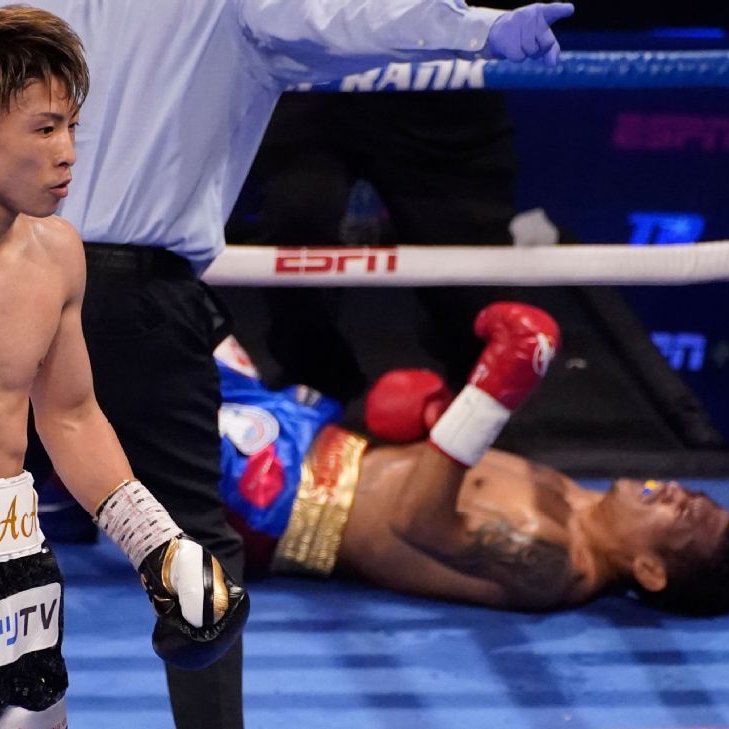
top-left (388, 443), bottom-right (471, 559)
top-left (363, 368), bottom-right (469, 557)
top-left (349, 437), bottom-right (574, 608)
top-left (31, 225), bottom-right (248, 668)
top-left (380, 445), bottom-right (573, 608)
top-left (30, 224), bottom-right (133, 512)
top-left (387, 303), bottom-right (561, 571)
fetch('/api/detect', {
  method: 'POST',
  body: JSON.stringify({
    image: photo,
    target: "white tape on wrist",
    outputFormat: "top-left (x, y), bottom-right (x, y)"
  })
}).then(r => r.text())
top-left (429, 384), bottom-right (511, 467)
top-left (95, 480), bottom-right (182, 570)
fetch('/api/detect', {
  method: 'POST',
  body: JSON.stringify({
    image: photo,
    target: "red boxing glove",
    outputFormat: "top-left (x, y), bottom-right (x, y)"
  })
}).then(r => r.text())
top-left (365, 369), bottom-right (454, 443)
top-left (470, 301), bottom-right (560, 409)
top-left (430, 302), bottom-right (560, 466)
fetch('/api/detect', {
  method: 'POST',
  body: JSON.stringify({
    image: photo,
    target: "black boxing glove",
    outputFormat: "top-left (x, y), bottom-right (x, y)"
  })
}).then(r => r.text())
top-left (139, 535), bottom-right (249, 670)
top-left (95, 480), bottom-right (249, 669)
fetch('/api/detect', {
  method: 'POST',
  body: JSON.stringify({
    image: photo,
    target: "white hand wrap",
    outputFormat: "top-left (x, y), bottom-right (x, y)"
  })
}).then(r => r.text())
top-left (429, 385), bottom-right (511, 467)
top-left (95, 480), bottom-right (182, 570)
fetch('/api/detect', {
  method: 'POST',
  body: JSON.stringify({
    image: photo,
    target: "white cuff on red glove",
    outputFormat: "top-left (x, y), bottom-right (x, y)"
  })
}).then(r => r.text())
top-left (429, 385), bottom-right (511, 467)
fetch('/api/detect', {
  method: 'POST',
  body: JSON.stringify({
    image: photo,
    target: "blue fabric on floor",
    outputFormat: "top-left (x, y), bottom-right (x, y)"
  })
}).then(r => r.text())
top-left (55, 479), bottom-right (729, 729)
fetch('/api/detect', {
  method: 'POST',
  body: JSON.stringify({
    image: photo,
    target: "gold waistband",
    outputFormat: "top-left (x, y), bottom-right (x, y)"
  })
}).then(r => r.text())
top-left (272, 425), bottom-right (368, 577)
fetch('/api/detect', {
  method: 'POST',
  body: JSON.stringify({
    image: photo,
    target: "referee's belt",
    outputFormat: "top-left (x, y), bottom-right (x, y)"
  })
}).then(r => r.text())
top-left (83, 242), bottom-right (194, 278)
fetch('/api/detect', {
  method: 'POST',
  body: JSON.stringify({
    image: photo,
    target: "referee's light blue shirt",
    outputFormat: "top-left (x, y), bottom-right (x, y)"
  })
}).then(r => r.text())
top-left (7, 0), bottom-right (503, 271)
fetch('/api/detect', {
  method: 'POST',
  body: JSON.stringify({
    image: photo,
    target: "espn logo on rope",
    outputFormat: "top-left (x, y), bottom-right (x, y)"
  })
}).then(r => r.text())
top-left (275, 247), bottom-right (398, 276)
top-left (0, 583), bottom-right (61, 666)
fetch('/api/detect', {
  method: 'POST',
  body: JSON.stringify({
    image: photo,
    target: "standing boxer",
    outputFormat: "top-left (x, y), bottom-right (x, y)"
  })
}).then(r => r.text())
top-left (10, 1), bottom-right (574, 726)
top-left (0, 9), bottom-right (246, 727)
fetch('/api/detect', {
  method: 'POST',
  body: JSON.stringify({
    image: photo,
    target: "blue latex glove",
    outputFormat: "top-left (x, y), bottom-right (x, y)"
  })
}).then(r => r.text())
top-left (487, 3), bottom-right (575, 66)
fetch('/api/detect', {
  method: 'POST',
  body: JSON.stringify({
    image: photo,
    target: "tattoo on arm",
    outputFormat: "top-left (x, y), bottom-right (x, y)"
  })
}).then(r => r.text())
top-left (435, 516), bottom-right (570, 599)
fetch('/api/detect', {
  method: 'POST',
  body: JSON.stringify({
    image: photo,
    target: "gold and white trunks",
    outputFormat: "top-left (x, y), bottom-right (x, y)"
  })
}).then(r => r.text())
top-left (0, 473), bottom-right (44, 562)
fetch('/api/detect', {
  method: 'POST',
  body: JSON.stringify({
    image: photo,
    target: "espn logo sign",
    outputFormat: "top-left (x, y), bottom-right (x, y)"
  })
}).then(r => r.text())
top-left (275, 247), bottom-right (398, 276)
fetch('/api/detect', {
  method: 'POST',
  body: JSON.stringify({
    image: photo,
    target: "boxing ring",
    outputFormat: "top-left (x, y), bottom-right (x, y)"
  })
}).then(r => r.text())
top-left (68, 47), bottom-right (729, 729)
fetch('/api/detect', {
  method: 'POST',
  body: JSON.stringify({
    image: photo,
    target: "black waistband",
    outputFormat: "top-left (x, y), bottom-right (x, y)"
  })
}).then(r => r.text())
top-left (83, 243), bottom-right (194, 279)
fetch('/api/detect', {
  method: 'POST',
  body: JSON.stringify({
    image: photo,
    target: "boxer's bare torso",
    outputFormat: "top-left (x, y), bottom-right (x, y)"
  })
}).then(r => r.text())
top-left (0, 75), bottom-right (132, 513)
top-left (0, 214), bottom-right (80, 478)
top-left (339, 445), bottom-right (606, 611)
top-left (0, 73), bottom-right (93, 483)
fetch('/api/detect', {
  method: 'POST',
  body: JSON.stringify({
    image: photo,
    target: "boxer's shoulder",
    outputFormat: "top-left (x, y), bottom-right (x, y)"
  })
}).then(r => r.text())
top-left (33, 214), bottom-right (83, 257)
top-left (30, 215), bottom-right (85, 298)
top-left (12, 214), bottom-right (84, 276)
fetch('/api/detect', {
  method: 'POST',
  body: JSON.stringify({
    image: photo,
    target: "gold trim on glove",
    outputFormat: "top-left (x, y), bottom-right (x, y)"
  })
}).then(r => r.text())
top-left (161, 537), bottom-right (179, 595)
top-left (211, 558), bottom-right (229, 622)
top-left (272, 425), bottom-right (368, 577)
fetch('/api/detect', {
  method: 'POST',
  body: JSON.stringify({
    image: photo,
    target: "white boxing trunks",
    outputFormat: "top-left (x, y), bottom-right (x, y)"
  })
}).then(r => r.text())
top-left (0, 473), bottom-right (67, 718)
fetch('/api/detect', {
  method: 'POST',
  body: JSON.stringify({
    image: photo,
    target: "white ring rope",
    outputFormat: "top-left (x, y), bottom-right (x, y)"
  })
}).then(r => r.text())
top-left (203, 241), bottom-right (729, 287)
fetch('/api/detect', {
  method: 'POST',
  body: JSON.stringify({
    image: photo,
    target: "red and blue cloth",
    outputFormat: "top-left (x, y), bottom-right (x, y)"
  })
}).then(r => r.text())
top-left (217, 362), bottom-right (342, 576)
